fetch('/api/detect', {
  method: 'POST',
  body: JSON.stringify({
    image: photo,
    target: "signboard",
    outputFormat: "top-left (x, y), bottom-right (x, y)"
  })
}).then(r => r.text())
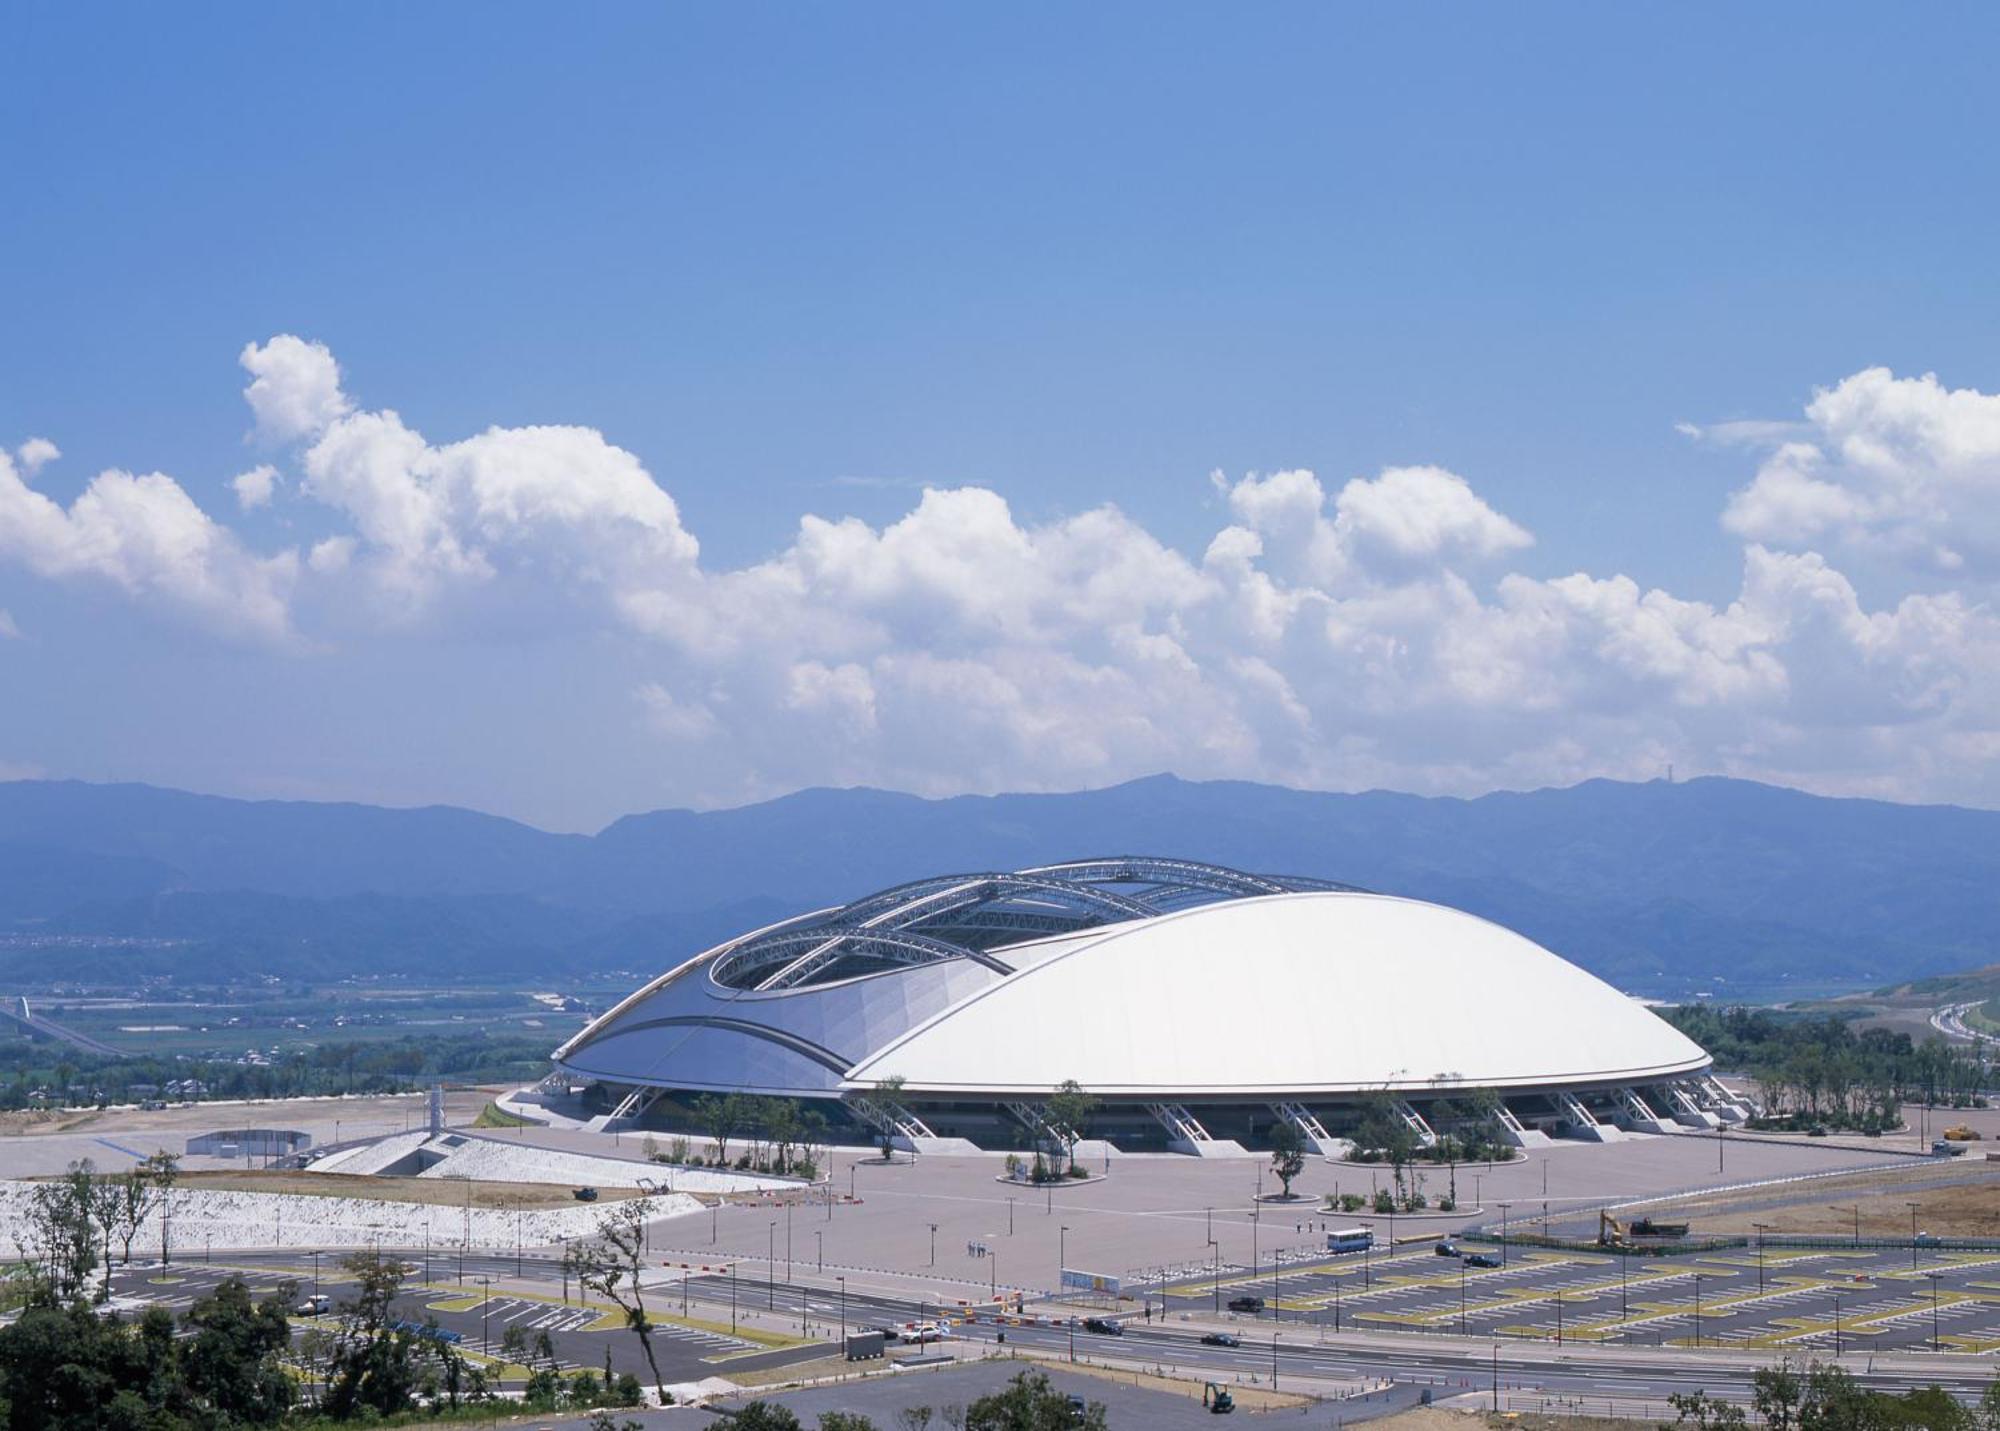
top-left (1060, 1267), bottom-right (1122, 1296)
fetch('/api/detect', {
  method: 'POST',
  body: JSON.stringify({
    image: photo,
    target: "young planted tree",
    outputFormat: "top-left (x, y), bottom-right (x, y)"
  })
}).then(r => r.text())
top-left (1044, 1079), bottom-right (1099, 1175)
top-left (22, 1161), bottom-right (99, 1304)
top-left (140, 1151), bottom-right (181, 1266)
top-left (564, 1197), bottom-right (670, 1406)
top-left (870, 1075), bottom-right (908, 1160)
top-left (1268, 1119), bottom-right (1307, 1200)
top-left (116, 1154), bottom-right (175, 1267)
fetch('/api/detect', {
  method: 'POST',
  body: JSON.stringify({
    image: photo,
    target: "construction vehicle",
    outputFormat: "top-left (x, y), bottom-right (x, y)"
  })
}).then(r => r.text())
top-left (1600, 1210), bottom-right (1689, 1246)
top-left (1943, 1124), bottom-right (1982, 1141)
top-left (1204, 1383), bottom-right (1237, 1414)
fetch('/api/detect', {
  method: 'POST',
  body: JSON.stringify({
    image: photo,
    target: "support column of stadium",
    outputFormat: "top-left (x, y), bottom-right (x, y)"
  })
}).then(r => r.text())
top-left (1613, 1087), bottom-right (1678, 1134)
top-left (591, 1084), bottom-right (663, 1132)
top-left (1553, 1090), bottom-right (1620, 1143)
top-left (1696, 1075), bottom-right (1753, 1122)
top-left (1146, 1102), bottom-right (1234, 1156)
top-left (1487, 1099), bottom-right (1551, 1149)
top-left (844, 1092), bottom-right (937, 1151)
top-left (1269, 1102), bottom-right (1344, 1159)
top-left (1389, 1099), bottom-right (1439, 1148)
top-left (1002, 1102), bottom-right (1077, 1167)
top-left (1656, 1079), bottom-right (1723, 1128)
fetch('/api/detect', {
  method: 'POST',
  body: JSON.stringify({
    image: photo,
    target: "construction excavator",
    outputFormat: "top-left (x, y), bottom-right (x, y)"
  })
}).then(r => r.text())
top-left (1599, 1210), bottom-right (1689, 1247)
top-left (1203, 1383), bottom-right (1236, 1414)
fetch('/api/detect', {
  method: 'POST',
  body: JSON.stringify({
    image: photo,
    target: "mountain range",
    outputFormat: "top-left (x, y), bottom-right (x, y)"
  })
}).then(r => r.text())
top-left (2, 774), bottom-right (1996, 998)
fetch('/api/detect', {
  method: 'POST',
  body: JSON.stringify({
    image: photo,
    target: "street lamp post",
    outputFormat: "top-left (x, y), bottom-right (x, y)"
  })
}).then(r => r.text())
top-left (1498, 1202), bottom-right (1512, 1267)
top-left (1908, 1202), bottom-right (1922, 1269)
top-left (815, 1229), bottom-right (823, 1272)
top-left (1925, 1272), bottom-right (1943, 1352)
top-left (1460, 1258), bottom-right (1468, 1334)
top-left (1833, 1292), bottom-right (1842, 1357)
top-left (767, 1221), bottom-right (776, 1309)
top-left (837, 1275), bottom-right (846, 1345)
top-left (1554, 1290), bottom-right (1563, 1346)
top-left (1692, 1274), bottom-right (1703, 1348)
top-left (311, 1249), bottom-right (320, 1303)
top-left (478, 1277), bottom-right (491, 1356)
top-left (1753, 1223), bottom-right (1770, 1295)
top-left (1059, 1225), bottom-right (1069, 1287)
top-left (930, 1223), bottom-right (939, 1268)
top-left (786, 1202), bottom-right (793, 1281)
top-left (1209, 1240), bottom-right (1220, 1313)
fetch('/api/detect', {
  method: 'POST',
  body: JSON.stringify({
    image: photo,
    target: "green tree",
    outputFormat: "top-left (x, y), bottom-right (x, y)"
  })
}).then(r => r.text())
top-left (321, 1251), bottom-right (422, 1419)
top-left (21, 1162), bottom-right (99, 1304)
top-left (731, 1401), bottom-right (804, 1430)
top-left (564, 1198), bottom-right (671, 1406)
top-left (1667, 1389), bottom-right (1748, 1430)
top-left (1269, 1119), bottom-right (1307, 1199)
top-left (180, 1275), bottom-right (297, 1426)
top-left (870, 1075), bottom-right (908, 1160)
top-left (1045, 1079), bottom-right (1099, 1175)
top-left (965, 1369), bottom-right (1107, 1429)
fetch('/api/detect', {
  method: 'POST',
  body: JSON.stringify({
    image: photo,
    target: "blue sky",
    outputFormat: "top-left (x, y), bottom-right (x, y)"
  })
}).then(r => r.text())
top-left (4, 5), bottom-right (1999, 829)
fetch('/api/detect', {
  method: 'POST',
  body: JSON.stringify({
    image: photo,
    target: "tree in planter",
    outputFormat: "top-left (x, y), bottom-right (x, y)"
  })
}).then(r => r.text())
top-left (1044, 1079), bottom-right (1099, 1176)
top-left (1269, 1119), bottom-right (1307, 1199)
top-left (564, 1198), bottom-right (672, 1406)
top-left (870, 1075), bottom-right (908, 1161)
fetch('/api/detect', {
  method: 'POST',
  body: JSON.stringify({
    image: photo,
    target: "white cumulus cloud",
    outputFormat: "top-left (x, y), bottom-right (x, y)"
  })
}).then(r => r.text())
top-left (1723, 367), bottom-right (2000, 579)
top-left (2, 339), bottom-right (1999, 814)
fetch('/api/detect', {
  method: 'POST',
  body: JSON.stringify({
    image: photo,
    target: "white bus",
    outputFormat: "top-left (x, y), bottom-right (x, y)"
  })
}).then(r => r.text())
top-left (1325, 1226), bottom-right (1374, 1255)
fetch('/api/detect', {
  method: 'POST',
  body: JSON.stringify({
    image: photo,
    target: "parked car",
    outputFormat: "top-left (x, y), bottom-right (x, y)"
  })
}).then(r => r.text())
top-left (1226, 1295), bottom-right (1264, 1314)
top-left (298, 1294), bottom-right (332, 1316)
top-left (1434, 1240), bottom-right (1460, 1257)
top-left (1081, 1317), bottom-right (1124, 1336)
top-left (1463, 1252), bottom-right (1502, 1268)
top-left (1201, 1332), bottom-right (1241, 1347)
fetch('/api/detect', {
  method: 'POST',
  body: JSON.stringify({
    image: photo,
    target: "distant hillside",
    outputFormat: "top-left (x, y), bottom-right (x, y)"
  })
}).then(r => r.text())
top-left (1, 774), bottom-right (1996, 997)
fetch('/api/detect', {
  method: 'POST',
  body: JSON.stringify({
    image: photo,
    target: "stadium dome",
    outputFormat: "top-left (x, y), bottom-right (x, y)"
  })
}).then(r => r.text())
top-left (553, 859), bottom-right (1737, 1153)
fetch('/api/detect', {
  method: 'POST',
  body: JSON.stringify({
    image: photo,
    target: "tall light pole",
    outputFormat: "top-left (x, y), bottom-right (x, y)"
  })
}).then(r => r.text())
top-left (1498, 1202), bottom-right (1512, 1267)
top-left (1209, 1239), bottom-right (1220, 1313)
top-left (1832, 1291), bottom-right (1842, 1357)
top-left (837, 1275), bottom-right (846, 1344)
top-left (1459, 1257), bottom-right (1467, 1334)
top-left (1692, 1273), bottom-right (1703, 1348)
top-left (1908, 1202), bottom-right (1922, 1269)
top-left (1753, 1223), bottom-right (1770, 1295)
top-left (767, 1221), bottom-right (776, 1309)
top-left (930, 1223), bottom-right (939, 1268)
top-left (1925, 1272), bottom-right (1943, 1352)
top-left (815, 1229), bottom-right (823, 1272)
top-left (786, 1202), bottom-right (793, 1280)
top-left (1837, 1204), bottom-right (1860, 1245)
top-left (479, 1277), bottom-right (491, 1356)
top-left (1059, 1225), bottom-right (1069, 1286)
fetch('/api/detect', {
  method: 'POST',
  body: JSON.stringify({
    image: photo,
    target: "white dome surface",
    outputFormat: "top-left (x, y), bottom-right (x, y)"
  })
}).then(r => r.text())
top-left (844, 892), bottom-right (1707, 1096)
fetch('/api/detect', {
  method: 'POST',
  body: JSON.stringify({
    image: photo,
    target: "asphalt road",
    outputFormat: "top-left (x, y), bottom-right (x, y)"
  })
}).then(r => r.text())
top-left (119, 1240), bottom-right (2000, 1407)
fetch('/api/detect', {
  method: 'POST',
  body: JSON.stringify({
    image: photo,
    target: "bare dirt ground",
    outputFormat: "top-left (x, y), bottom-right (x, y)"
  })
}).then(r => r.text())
top-left (1028, 1354), bottom-right (1310, 1411)
top-left (1373, 1413), bottom-right (1631, 1431)
top-left (0, 1108), bottom-right (105, 1136)
top-left (1624, 1160), bottom-right (2000, 1238)
top-left (168, 1169), bottom-right (642, 1210)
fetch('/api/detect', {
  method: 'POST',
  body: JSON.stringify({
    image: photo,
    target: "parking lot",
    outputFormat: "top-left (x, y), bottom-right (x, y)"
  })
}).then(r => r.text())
top-left (101, 1262), bottom-right (836, 1387)
top-left (1156, 1237), bottom-right (2000, 1353)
